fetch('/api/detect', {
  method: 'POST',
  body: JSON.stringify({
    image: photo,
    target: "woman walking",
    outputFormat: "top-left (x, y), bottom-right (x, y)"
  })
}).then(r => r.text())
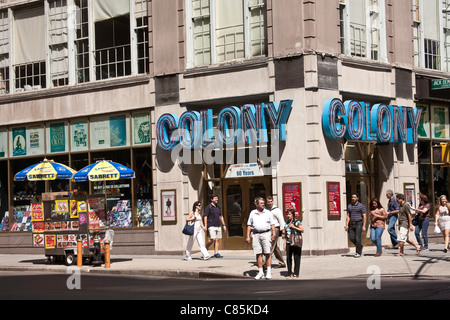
top-left (414, 194), bottom-right (430, 250)
top-left (185, 201), bottom-right (211, 260)
top-left (435, 195), bottom-right (450, 253)
top-left (369, 198), bottom-right (388, 257)
top-left (283, 208), bottom-right (304, 278)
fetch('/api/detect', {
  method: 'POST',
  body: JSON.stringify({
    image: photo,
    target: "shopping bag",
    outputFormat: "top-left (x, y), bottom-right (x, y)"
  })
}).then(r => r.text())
top-left (434, 225), bottom-right (441, 234)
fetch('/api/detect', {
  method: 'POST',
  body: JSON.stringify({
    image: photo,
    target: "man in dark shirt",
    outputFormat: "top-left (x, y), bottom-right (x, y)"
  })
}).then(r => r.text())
top-left (204, 194), bottom-right (227, 258)
top-left (396, 193), bottom-right (421, 256)
top-left (386, 189), bottom-right (400, 248)
top-left (345, 193), bottom-right (367, 258)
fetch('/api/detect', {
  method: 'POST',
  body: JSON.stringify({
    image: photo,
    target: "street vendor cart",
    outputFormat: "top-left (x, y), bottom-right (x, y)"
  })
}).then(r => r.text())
top-left (31, 192), bottom-right (113, 266)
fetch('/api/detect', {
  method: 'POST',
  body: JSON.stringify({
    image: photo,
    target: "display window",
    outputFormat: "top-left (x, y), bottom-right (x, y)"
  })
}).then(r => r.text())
top-left (0, 109), bottom-right (153, 232)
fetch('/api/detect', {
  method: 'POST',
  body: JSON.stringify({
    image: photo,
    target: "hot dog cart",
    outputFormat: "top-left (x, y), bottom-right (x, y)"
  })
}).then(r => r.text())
top-left (31, 192), bottom-right (113, 266)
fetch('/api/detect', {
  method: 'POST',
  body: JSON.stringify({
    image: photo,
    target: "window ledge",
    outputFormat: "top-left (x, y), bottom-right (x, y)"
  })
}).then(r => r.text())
top-left (183, 57), bottom-right (269, 78)
top-left (0, 75), bottom-right (151, 104)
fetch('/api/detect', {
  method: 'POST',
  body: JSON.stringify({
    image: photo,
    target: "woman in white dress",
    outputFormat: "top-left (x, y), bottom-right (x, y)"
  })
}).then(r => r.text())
top-left (185, 201), bottom-right (211, 260)
top-left (435, 195), bottom-right (450, 253)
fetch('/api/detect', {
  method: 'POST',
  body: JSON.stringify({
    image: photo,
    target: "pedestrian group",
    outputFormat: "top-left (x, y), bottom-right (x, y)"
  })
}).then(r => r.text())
top-left (346, 190), bottom-right (449, 257)
top-left (183, 194), bottom-right (303, 279)
top-left (182, 189), bottom-right (449, 280)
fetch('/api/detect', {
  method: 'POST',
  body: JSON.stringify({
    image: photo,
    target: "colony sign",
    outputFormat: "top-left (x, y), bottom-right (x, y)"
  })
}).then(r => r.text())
top-left (322, 98), bottom-right (422, 144)
top-left (156, 100), bottom-right (293, 151)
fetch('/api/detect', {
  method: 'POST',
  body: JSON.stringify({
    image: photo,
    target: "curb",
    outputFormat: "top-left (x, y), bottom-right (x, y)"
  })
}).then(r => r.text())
top-left (0, 266), bottom-right (250, 280)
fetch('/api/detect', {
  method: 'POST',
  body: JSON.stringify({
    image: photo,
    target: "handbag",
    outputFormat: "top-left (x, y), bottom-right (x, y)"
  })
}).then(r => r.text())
top-left (289, 232), bottom-right (302, 247)
top-left (289, 220), bottom-right (303, 247)
top-left (411, 214), bottom-right (419, 226)
top-left (182, 221), bottom-right (194, 236)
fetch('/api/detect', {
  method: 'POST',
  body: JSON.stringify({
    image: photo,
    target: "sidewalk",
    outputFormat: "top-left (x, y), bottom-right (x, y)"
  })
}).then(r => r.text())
top-left (1, 242), bottom-right (450, 280)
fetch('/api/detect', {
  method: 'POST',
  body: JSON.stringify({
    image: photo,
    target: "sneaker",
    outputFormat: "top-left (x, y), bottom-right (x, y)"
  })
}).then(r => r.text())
top-left (214, 253), bottom-right (223, 258)
top-left (354, 253), bottom-right (361, 258)
top-left (265, 272), bottom-right (272, 279)
top-left (254, 272), bottom-right (265, 280)
top-left (203, 255), bottom-right (211, 260)
top-left (184, 256), bottom-right (192, 261)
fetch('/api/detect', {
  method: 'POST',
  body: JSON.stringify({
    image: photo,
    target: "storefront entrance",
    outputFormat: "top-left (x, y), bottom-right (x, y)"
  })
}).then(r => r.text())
top-left (345, 142), bottom-right (377, 246)
top-left (221, 176), bottom-right (271, 249)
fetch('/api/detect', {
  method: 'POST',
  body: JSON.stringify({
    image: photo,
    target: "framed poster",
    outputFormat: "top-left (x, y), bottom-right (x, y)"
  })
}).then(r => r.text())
top-left (11, 127), bottom-right (26, 156)
top-left (47, 122), bottom-right (68, 153)
top-left (282, 183), bottom-right (302, 219)
top-left (161, 189), bottom-right (177, 224)
top-left (404, 183), bottom-right (416, 209)
top-left (327, 182), bottom-right (341, 220)
top-left (132, 112), bottom-right (151, 145)
top-left (70, 119), bottom-right (88, 152)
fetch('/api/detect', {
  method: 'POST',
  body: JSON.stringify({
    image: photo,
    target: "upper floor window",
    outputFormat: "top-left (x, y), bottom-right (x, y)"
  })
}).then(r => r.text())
top-left (413, 0), bottom-right (450, 72)
top-left (339, 0), bottom-right (387, 62)
top-left (186, 0), bottom-right (267, 68)
top-left (0, 0), bottom-right (149, 95)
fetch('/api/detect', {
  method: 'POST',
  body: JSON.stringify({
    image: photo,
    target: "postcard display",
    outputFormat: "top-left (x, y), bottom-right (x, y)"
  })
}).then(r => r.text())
top-left (31, 194), bottom-right (109, 264)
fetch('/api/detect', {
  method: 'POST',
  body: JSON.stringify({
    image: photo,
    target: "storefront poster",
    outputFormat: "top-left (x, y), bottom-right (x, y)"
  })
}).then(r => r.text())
top-left (161, 190), bottom-right (176, 224)
top-left (32, 233), bottom-right (44, 247)
top-left (432, 106), bottom-right (449, 139)
top-left (45, 234), bottom-right (56, 249)
top-left (27, 125), bottom-right (45, 155)
top-left (79, 213), bottom-right (88, 225)
top-left (282, 183), bottom-right (302, 219)
top-left (110, 115), bottom-right (127, 147)
top-left (12, 127), bottom-right (26, 156)
top-left (327, 182), bottom-right (341, 219)
top-left (55, 200), bottom-right (68, 214)
top-left (49, 122), bottom-right (66, 153)
top-left (77, 201), bottom-right (87, 213)
top-left (31, 203), bottom-right (44, 221)
top-left (133, 112), bottom-right (151, 145)
top-left (70, 120), bottom-right (88, 152)
top-left (417, 105), bottom-right (430, 138)
top-left (0, 128), bottom-right (7, 158)
top-left (70, 200), bottom-right (78, 218)
top-left (404, 183), bottom-right (416, 209)
top-left (32, 221), bottom-right (44, 233)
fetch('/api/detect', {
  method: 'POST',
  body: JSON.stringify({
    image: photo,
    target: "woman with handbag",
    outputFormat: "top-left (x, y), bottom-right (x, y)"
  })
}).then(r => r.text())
top-left (413, 194), bottom-right (430, 251)
top-left (184, 201), bottom-right (211, 261)
top-left (369, 198), bottom-right (387, 257)
top-left (435, 195), bottom-right (450, 253)
top-left (282, 208), bottom-right (304, 278)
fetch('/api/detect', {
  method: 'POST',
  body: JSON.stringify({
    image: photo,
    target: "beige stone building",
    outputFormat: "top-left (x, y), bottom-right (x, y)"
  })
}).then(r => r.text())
top-left (0, 0), bottom-right (447, 256)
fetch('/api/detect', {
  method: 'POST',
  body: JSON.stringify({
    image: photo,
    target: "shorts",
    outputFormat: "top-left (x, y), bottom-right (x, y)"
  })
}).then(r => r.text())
top-left (252, 231), bottom-right (271, 255)
top-left (397, 227), bottom-right (410, 243)
top-left (208, 226), bottom-right (222, 239)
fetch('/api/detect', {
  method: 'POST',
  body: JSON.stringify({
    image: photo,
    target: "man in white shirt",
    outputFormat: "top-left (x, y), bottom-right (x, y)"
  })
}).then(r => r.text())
top-left (266, 196), bottom-right (286, 268)
top-left (246, 197), bottom-right (276, 279)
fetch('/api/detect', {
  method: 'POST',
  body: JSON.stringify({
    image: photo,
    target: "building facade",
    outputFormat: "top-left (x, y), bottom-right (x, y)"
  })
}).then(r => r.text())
top-left (0, 0), bottom-right (447, 255)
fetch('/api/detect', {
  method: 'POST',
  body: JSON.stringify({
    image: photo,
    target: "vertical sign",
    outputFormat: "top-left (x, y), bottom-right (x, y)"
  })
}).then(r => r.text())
top-left (282, 183), bottom-right (302, 219)
top-left (50, 122), bottom-right (66, 153)
top-left (327, 182), bottom-right (341, 220)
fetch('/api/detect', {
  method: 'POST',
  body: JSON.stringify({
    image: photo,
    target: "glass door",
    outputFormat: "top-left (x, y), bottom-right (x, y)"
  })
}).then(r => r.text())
top-left (221, 177), bottom-right (271, 249)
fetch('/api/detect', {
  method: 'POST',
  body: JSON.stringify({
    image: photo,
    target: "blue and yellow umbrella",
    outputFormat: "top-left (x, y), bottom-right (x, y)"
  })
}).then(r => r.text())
top-left (73, 160), bottom-right (135, 182)
top-left (14, 159), bottom-right (77, 181)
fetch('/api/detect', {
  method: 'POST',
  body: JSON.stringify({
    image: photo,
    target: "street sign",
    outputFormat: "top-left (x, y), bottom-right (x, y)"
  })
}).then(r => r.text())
top-left (431, 79), bottom-right (450, 90)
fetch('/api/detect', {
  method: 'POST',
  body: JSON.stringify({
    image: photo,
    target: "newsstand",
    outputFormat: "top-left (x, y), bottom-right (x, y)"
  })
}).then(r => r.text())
top-left (31, 192), bottom-right (113, 266)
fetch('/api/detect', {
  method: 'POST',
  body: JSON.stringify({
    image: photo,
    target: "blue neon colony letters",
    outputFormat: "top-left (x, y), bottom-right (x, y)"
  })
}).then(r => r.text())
top-left (156, 100), bottom-right (293, 151)
top-left (322, 98), bottom-right (422, 144)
